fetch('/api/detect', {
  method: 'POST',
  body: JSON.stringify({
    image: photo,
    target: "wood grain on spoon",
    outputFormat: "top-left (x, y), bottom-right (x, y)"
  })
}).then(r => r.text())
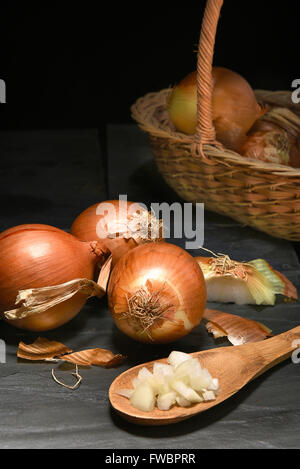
top-left (109, 326), bottom-right (300, 425)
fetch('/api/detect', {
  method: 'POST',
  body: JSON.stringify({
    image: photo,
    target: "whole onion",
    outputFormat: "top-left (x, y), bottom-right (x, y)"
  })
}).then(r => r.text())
top-left (168, 67), bottom-right (265, 151)
top-left (107, 242), bottom-right (206, 344)
top-left (0, 224), bottom-right (110, 331)
top-left (70, 200), bottom-right (163, 266)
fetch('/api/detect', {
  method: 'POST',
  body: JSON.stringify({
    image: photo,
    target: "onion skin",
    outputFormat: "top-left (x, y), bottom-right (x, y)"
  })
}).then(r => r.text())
top-left (239, 130), bottom-right (291, 165)
top-left (240, 119), bottom-right (300, 167)
top-left (168, 67), bottom-right (265, 151)
top-left (0, 224), bottom-right (64, 238)
top-left (0, 224), bottom-right (108, 331)
top-left (108, 242), bottom-right (206, 344)
top-left (70, 200), bottom-right (163, 266)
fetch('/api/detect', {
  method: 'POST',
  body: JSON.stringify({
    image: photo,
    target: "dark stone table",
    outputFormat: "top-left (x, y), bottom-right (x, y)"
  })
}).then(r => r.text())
top-left (0, 126), bottom-right (299, 449)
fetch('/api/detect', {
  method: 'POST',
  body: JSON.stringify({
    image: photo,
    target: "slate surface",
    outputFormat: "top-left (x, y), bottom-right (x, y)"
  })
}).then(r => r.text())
top-left (0, 129), bottom-right (105, 231)
top-left (0, 127), bottom-right (299, 449)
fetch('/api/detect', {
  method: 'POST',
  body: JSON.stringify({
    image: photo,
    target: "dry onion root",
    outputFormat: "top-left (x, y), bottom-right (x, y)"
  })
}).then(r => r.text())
top-left (70, 200), bottom-right (164, 266)
top-left (118, 351), bottom-right (220, 412)
top-left (0, 224), bottom-right (111, 331)
top-left (196, 252), bottom-right (298, 306)
top-left (108, 242), bottom-right (207, 344)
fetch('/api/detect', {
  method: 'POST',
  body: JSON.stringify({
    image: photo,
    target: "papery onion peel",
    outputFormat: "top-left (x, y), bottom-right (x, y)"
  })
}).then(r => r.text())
top-left (204, 309), bottom-right (273, 345)
top-left (240, 114), bottom-right (300, 167)
top-left (17, 337), bottom-right (125, 367)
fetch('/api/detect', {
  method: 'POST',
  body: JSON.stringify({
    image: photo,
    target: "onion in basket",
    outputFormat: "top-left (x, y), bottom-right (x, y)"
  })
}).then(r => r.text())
top-left (168, 67), bottom-right (265, 151)
top-left (240, 118), bottom-right (300, 167)
top-left (240, 129), bottom-right (291, 165)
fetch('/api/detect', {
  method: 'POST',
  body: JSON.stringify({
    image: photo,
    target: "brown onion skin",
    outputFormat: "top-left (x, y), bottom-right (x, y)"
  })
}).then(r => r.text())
top-left (169, 67), bottom-right (265, 151)
top-left (0, 224), bottom-right (106, 331)
top-left (239, 130), bottom-right (290, 164)
top-left (241, 119), bottom-right (300, 167)
top-left (70, 200), bottom-right (162, 266)
top-left (107, 242), bottom-right (206, 344)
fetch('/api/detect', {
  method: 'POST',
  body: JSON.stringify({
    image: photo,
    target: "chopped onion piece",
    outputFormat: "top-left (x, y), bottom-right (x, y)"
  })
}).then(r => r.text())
top-left (157, 380), bottom-right (171, 395)
top-left (153, 362), bottom-right (174, 378)
top-left (208, 378), bottom-right (219, 392)
top-left (176, 396), bottom-right (192, 407)
top-left (202, 368), bottom-right (213, 380)
top-left (174, 358), bottom-right (202, 382)
top-left (168, 351), bottom-right (191, 368)
top-left (138, 366), bottom-right (153, 381)
top-left (189, 374), bottom-right (212, 392)
top-left (133, 366), bottom-right (161, 393)
top-left (157, 392), bottom-right (177, 411)
top-left (170, 380), bottom-right (203, 403)
top-left (202, 390), bottom-right (216, 401)
top-left (130, 382), bottom-right (156, 412)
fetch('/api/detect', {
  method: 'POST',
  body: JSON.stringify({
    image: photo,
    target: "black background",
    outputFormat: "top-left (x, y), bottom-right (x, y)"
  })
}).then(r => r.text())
top-left (0, 1), bottom-right (299, 130)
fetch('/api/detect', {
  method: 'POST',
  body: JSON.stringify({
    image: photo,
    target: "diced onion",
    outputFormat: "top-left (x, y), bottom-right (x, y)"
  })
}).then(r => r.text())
top-left (167, 351), bottom-right (191, 368)
top-left (157, 392), bottom-right (177, 411)
top-left (202, 390), bottom-right (216, 401)
top-left (117, 351), bottom-right (220, 412)
top-left (129, 382), bottom-right (156, 412)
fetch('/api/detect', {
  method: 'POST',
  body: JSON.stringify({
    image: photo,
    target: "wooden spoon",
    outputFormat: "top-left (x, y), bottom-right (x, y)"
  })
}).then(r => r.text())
top-left (109, 326), bottom-right (300, 425)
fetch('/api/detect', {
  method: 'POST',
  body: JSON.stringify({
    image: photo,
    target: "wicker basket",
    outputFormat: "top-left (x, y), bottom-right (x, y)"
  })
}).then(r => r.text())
top-left (131, 0), bottom-right (300, 241)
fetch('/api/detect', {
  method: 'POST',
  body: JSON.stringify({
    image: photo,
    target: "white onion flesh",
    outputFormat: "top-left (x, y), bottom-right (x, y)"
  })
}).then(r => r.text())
top-left (157, 392), bottom-right (177, 411)
top-left (118, 351), bottom-right (220, 412)
top-left (130, 382), bottom-right (156, 412)
top-left (206, 277), bottom-right (255, 305)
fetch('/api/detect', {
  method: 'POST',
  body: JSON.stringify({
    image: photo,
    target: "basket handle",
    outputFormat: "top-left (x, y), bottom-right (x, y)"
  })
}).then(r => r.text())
top-left (193, 0), bottom-right (224, 156)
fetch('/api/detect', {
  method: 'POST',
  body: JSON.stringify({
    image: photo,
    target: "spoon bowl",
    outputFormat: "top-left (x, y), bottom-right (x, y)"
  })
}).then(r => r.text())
top-left (109, 326), bottom-right (300, 425)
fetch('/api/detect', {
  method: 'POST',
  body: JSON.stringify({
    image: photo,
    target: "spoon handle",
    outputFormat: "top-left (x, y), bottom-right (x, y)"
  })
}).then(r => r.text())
top-left (249, 325), bottom-right (300, 379)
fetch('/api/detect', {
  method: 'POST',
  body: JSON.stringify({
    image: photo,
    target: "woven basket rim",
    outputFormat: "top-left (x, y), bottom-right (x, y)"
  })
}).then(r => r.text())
top-left (131, 88), bottom-right (300, 177)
